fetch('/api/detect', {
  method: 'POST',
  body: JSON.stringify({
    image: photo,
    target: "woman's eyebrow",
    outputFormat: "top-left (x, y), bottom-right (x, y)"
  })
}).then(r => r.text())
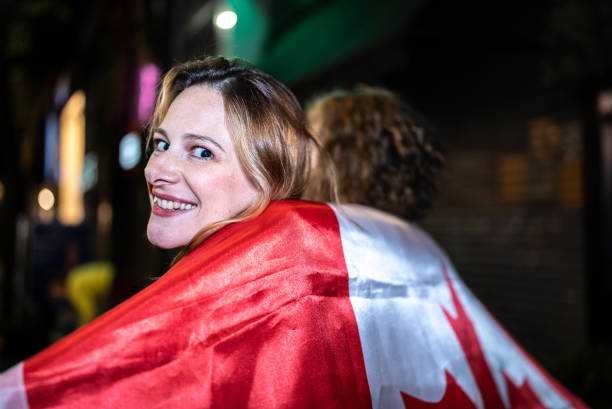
top-left (184, 133), bottom-right (226, 153)
top-left (153, 128), bottom-right (226, 153)
top-left (153, 128), bottom-right (168, 137)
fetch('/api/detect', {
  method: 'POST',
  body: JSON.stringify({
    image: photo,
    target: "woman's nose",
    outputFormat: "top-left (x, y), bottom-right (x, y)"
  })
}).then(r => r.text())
top-left (144, 151), bottom-right (180, 186)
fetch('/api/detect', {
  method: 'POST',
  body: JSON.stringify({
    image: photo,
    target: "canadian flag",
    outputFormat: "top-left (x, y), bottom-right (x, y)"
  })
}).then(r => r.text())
top-left (0, 201), bottom-right (588, 408)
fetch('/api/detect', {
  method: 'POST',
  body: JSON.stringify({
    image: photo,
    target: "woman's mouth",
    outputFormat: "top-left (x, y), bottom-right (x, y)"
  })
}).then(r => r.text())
top-left (152, 195), bottom-right (198, 211)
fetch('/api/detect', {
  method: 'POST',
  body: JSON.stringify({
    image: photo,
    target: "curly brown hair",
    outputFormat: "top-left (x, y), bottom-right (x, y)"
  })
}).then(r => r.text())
top-left (305, 86), bottom-right (444, 220)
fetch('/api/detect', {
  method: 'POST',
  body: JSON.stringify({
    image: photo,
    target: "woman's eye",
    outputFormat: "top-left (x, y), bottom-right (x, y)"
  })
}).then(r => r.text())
top-left (194, 146), bottom-right (214, 159)
top-left (153, 139), bottom-right (169, 152)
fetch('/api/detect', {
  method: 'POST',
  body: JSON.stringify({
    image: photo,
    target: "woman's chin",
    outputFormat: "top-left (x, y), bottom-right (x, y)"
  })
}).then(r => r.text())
top-left (148, 238), bottom-right (180, 249)
top-left (146, 223), bottom-right (188, 249)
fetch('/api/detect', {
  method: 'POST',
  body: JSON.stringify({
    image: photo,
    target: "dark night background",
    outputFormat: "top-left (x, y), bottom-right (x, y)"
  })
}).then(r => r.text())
top-left (1, 0), bottom-right (611, 406)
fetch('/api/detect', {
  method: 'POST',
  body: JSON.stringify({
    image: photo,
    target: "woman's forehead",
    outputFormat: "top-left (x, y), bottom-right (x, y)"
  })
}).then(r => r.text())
top-left (164, 86), bottom-right (225, 127)
top-left (158, 86), bottom-right (234, 149)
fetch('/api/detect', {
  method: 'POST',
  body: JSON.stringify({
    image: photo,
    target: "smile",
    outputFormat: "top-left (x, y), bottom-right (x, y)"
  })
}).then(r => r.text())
top-left (152, 195), bottom-right (197, 211)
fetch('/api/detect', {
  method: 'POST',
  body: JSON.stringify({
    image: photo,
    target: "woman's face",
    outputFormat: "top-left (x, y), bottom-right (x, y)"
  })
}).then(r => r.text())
top-left (144, 85), bottom-right (258, 249)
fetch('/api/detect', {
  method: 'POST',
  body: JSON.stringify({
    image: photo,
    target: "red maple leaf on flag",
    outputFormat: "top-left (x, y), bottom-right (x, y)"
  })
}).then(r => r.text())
top-left (401, 265), bottom-right (546, 409)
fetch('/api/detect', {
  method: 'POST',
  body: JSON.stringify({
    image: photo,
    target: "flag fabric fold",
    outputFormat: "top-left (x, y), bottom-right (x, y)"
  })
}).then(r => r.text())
top-left (0, 200), bottom-right (587, 409)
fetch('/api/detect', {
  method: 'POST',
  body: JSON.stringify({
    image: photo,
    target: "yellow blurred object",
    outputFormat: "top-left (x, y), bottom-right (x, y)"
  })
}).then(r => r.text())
top-left (59, 91), bottom-right (86, 225)
top-left (497, 154), bottom-right (527, 204)
top-left (66, 261), bottom-right (115, 327)
top-left (558, 157), bottom-right (583, 209)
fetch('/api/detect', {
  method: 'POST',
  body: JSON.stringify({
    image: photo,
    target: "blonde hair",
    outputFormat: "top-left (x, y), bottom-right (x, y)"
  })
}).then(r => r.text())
top-left (148, 56), bottom-right (335, 262)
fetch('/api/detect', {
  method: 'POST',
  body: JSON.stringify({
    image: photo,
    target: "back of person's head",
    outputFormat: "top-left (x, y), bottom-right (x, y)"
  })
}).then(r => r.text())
top-left (149, 56), bottom-right (333, 259)
top-left (305, 85), bottom-right (444, 220)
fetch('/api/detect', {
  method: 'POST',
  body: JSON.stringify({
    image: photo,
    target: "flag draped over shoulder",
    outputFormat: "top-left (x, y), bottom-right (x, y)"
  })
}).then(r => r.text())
top-left (0, 200), bottom-right (588, 409)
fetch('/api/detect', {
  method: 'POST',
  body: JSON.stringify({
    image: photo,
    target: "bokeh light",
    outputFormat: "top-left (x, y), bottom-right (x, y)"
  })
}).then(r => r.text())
top-left (119, 132), bottom-right (142, 170)
top-left (38, 188), bottom-right (55, 211)
top-left (97, 200), bottom-right (113, 227)
top-left (137, 63), bottom-right (161, 125)
top-left (59, 90), bottom-right (86, 225)
top-left (215, 11), bottom-right (237, 30)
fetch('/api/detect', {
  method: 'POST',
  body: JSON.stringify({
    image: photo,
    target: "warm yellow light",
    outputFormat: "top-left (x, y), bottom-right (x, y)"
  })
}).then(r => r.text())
top-left (38, 188), bottom-right (55, 210)
top-left (59, 90), bottom-right (86, 225)
top-left (215, 10), bottom-right (237, 29)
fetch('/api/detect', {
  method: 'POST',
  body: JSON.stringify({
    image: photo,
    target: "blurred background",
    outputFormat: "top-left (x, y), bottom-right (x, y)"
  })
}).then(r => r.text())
top-left (1, 0), bottom-right (611, 406)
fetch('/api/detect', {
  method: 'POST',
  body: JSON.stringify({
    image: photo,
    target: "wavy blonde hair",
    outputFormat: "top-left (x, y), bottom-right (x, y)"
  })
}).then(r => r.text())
top-left (148, 56), bottom-right (335, 262)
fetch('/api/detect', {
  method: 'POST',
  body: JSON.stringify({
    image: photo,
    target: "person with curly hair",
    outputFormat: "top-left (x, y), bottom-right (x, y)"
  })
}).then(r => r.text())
top-left (305, 85), bottom-right (444, 220)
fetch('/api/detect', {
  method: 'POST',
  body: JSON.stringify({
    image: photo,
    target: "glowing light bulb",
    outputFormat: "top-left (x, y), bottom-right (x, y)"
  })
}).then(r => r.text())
top-left (215, 11), bottom-right (237, 29)
top-left (38, 188), bottom-right (55, 211)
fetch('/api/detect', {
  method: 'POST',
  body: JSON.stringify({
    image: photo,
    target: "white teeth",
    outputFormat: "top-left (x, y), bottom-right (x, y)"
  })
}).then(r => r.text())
top-left (152, 195), bottom-right (196, 211)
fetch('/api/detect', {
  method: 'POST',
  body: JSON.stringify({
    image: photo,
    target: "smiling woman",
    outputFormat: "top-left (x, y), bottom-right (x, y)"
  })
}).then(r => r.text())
top-left (144, 56), bottom-right (333, 260)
